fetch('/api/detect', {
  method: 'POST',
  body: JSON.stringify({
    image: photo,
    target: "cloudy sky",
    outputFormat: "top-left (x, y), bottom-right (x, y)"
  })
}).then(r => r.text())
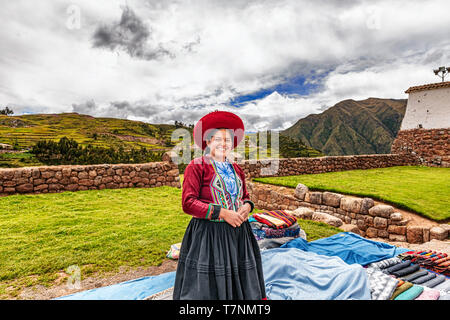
top-left (1, 0), bottom-right (449, 132)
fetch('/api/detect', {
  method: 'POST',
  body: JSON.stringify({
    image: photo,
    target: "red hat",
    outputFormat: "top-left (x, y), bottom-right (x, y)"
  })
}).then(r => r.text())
top-left (193, 110), bottom-right (245, 150)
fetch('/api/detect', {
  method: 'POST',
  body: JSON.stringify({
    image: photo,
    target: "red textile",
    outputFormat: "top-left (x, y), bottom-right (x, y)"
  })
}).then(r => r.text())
top-left (253, 210), bottom-right (297, 229)
top-left (181, 154), bottom-right (251, 220)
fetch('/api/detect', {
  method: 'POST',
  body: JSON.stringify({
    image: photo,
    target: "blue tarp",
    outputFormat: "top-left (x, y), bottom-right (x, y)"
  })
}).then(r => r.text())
top-left (55, 271), bottom-right (176, 300)
top-left (262, 248), bottom-right (372, 300)
top-left (54, 232), bottom-right (408, 300)
top-left (281, 232), bottom-right (410, 266)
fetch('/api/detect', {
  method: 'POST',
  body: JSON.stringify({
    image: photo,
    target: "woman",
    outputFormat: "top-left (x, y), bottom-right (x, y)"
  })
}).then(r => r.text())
top-left (173, 110), bottom-right (266, 300)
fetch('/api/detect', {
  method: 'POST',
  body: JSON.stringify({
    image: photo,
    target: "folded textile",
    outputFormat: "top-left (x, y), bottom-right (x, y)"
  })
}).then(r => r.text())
top-left (390, 282), bottom-right (413, 300)
top-left (421, 275), bottom-right (446, 289)
top-left (257, 237), bottom-right (297, 250)
top-left (253, 210), bottom-right (297, 229)
top-left (367, 257), bottom-right (402, 270)
top-left (438, 293), bottom-right (450, 300)
top-left (414, 288), bottom-right (440, 300)
top-left (412, 273), bottom-right (436, 284)
top-left (252, 213), bottom-right (287, 228)
top-left (401, 270), bottom-right (429, 282)
top-left (261, 248), bottom-right (371, 300)
top-left (365, 267), bottom-right (399, 300)
top-left (396, 279), bottom-right (405, 287)
top-left (433, 279), bottom-right (450, 293)
top-left (391, 264), bottom-right (420, 277)
top-left (281, 232), bottom-right (409, 266)
top-left (251, 221), bottom-right (301, 240)
top-left (394, 285), bottom-right (424, 300)
top-left (384, 261), bottom-right (411, 274)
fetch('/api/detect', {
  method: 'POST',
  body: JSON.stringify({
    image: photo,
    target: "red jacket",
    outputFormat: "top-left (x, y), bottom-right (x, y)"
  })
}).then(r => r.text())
top-left (181, 154), bottom-right (254, 221)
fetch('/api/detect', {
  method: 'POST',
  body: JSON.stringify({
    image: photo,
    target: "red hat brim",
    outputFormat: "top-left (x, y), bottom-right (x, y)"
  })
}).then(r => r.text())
top-left (193, 110), bottom-right (245, 150)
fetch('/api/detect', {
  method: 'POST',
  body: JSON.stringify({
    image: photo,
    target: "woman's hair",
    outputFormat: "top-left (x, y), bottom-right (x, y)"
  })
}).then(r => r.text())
top-left (204, 127), bottom-right (235, 155)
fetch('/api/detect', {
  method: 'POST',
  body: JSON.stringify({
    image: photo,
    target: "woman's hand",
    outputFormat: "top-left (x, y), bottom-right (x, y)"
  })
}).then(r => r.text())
top-left (237, 203), bottom-right (251, 220)
top-left (219, 208), bottom-right (245, 228)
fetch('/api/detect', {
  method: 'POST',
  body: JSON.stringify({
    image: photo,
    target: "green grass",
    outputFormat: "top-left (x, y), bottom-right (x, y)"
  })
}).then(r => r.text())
top-left (254, 165), bottom-right (450, 222)
top-left (0, 185), bottom-right (342, 298)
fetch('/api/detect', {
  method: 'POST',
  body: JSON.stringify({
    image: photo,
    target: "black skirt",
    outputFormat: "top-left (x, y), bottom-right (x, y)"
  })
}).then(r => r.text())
top-left (173, 218), bottom-right (266, 300)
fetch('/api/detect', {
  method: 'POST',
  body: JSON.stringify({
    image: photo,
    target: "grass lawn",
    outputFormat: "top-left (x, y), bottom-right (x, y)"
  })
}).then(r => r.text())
top-left (0, 185), bottom-right (341, 298)
top-left (253, 165), bottom-right (450, 222)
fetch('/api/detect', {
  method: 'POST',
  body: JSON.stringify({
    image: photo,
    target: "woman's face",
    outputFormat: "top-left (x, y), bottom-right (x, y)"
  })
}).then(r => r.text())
top-left (207, 129), bottom-right (233, 160)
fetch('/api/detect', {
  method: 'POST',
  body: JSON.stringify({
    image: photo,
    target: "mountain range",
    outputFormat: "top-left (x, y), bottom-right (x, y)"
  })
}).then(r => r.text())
top-left (281, 98), bottom-right (407, 156)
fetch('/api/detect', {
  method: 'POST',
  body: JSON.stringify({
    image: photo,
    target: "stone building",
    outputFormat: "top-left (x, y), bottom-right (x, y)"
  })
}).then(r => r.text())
top-left (391, 81), bottom-right (450, 167)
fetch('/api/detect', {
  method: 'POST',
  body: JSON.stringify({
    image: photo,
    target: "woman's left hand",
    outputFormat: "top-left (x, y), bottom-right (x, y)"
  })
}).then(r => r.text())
top-left (237, 203), bottom-right (251, 220)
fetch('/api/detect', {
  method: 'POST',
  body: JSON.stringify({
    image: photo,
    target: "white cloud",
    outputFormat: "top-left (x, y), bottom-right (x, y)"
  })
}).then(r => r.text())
top-left (0, 0), bottom-right (449, 131)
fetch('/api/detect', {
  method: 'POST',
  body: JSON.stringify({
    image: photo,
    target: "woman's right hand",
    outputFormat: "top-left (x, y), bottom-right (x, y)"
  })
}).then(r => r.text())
top-left (219, 208), bottom-right (245, 228)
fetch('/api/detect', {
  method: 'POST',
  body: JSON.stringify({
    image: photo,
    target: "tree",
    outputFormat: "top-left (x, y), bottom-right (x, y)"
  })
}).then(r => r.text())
top-left (0, 106), bottom-right (14, 115)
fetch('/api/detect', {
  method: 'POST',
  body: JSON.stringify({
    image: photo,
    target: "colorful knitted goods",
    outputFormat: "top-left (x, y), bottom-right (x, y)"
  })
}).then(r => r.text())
top-left (394, 284), bottom-right (424, 300)
top-left (398, 250), bottom-right (450, 276)
top-left (252, 210), bottom-right (297, 229)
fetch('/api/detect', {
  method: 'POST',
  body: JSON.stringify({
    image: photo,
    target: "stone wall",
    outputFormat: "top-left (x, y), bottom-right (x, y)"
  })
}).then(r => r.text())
top-left (391, 128), bottom-right (450, 167)
top-left (0, 159), bottom-right (180, 196)
top-left (247, 181), bottom-right (449, 244)
top-left (238, 153), bottom-right (421, 179)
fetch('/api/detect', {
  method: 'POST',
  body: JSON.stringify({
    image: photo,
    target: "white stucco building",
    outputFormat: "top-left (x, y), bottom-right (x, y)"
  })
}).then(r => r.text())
top-left (400, 81), bottom-right (450, 130)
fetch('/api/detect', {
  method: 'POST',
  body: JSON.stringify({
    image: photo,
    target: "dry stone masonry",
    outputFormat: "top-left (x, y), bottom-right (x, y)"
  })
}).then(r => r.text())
top-left (0, 161), bottom-right (180, 196)
top-left (391, 128), bottom-right (449, 167)
top-left (248, 181), bottom-right (449, 244)
top-left (239, 153), bottom-right (420, 179)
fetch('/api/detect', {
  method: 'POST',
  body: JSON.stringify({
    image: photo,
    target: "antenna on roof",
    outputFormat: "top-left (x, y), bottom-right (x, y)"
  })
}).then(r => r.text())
top-left (433, 66), bottom-right (450, 82)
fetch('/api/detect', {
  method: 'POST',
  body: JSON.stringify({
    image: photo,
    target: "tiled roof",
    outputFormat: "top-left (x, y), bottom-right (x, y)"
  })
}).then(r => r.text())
top-left (405, 81), bottom-right (450, 93)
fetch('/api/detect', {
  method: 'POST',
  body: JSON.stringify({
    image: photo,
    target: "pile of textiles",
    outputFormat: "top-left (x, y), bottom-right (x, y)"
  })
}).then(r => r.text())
top-left (365, 255), bottom-right (450, 300)
top-left (397, 250), bottom-right (450, 276)
top-left (252, 210), bottom-right (297, 229)
top-left (250, 210), bottom-right (302, 241)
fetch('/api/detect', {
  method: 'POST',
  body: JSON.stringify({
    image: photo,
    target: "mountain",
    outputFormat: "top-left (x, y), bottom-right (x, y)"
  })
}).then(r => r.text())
top-left (281, 98), bottom-right (407, 156)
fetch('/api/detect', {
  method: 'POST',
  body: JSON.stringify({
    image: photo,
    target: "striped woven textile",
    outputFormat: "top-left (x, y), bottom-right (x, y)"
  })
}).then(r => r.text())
top-left (398, 250), bottom-right (450, 276)
top-left (252, 210), bottom-right (297, 229)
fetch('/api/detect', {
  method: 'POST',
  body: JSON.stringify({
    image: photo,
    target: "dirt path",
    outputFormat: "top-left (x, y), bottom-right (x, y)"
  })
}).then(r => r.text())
top-left (14, 259), bottom-right (178, 300)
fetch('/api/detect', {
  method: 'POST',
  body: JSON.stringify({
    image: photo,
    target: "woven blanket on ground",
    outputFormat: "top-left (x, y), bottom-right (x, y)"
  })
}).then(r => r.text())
top-left (394, 284), bottom-right (424, 300)
top-left (390, 282), bottom-right (413, 300)
top-left (398, 250), bottom-right (450, 276)
top-left (252, 210), bottom-right (296, 229)
top-left (414, 288), bottom-right (440, 300)
top-left (365, 267), bottom-right (399, 300)
top-left (281, 232), bottom-right (409, 266)
top-left (367, 257), bottom-right (402, 270)
top-left (261, 248), bottom-right (371, 300)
